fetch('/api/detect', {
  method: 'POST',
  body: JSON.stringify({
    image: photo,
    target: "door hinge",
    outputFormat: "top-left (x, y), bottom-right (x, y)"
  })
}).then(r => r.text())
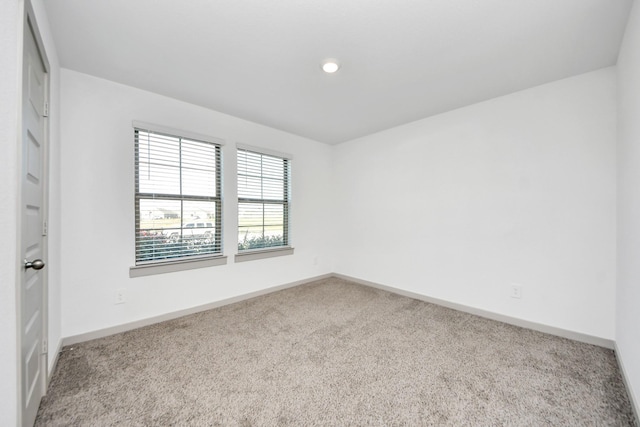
top-left (42, 339), bottom-right (48, 354)
top-left (42, 220), bottom-right (48, 236)
top-left (43, 102), bottom-right (49, 117)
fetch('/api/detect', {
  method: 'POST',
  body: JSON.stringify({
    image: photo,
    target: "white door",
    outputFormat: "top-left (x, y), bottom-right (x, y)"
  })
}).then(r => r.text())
top-left (21, 14), bottom-right (48, 427)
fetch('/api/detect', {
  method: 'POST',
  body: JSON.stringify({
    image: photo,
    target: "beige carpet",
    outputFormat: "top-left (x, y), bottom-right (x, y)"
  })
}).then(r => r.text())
top-left (36, 277), bottom-right (636, 426)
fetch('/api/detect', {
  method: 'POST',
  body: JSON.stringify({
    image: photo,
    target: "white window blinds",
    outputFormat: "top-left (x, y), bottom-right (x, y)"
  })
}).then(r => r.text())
top-left (134, 125), bottom-right (222, 264)
top-left (237, 147), bottom-right (290, 251)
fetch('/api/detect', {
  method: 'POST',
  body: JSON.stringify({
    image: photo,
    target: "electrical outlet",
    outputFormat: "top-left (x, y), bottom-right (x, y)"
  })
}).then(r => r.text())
top-left (115, 288), bottom-right (126, 305)
top-left (510, 284), bottom-right (523, 299)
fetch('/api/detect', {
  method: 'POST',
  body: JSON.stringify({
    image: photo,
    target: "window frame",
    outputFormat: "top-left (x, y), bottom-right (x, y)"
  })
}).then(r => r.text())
top-left (129, 121), bottom-right (227, 277)
top-left (235, 144), bottom-right (293, 262)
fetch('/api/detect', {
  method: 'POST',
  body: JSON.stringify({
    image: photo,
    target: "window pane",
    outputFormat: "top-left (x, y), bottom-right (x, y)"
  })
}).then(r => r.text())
top-left (262, 177), bottom-right (285, 200)
top-left (137, 199), bottom-right (182, 261)
top-left (138, 199), bottom-right (182, 233)
top-left (137, 131), bottom-right (181, 195)
top-left (181, 140), bottom-right (219, 197)
top-left (238, 175), bottom-right (263, 199)
top-left (238, 202), bottom-right (264, 228)
top-left (181, 200), bottom-right (220, 255)
top-left (183, 201), bottom-right (218, 231)
top-left (262, 156), bottom-right (286, 179)
top-left (238, 222), bottom-right (285, 250)
top-left (264, 203), bottom-right (284, 226)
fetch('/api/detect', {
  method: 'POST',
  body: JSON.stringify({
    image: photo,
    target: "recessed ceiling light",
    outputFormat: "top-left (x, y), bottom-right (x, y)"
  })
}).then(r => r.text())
top-left (322, 59), bottom-right (340, 74)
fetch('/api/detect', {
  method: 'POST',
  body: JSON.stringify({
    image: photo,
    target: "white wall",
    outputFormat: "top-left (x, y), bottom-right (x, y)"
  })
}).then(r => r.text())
top-left (0, 1), bottom-right (22, 424)
top-left (60, 69), bottom-right (333, 338)
top-left (617, 0), bottom-right (640, 415)
top-left (333, 68), bottom-right (617, 340)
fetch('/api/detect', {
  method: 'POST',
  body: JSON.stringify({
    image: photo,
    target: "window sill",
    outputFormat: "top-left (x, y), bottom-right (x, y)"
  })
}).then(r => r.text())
top-left (129, 255), bottom-right (227, 278)
top-left (234, 247), bottom-right (294, 263)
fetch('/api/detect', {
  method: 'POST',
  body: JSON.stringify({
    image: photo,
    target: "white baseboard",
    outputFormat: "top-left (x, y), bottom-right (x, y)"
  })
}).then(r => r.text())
top-left (615, 342), bottom-right (640, 425)
top-left (62, 273), bottom-right (333, 346)
top-left (333, 273), bottom-right (615, 349)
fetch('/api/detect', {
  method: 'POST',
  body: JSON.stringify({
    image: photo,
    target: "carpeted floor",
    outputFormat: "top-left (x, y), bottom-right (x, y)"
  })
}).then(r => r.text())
top-left (36, 277), bottom-right (636, 426)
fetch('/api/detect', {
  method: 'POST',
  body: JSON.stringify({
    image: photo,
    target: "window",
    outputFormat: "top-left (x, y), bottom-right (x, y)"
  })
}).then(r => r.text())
top-left (237, 146), bottom-right (291, 252)
top-left (134, 124), bottom-right (223, 265)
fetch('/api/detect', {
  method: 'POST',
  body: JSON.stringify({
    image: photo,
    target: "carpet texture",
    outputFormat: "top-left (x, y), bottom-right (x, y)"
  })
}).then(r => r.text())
top-left (36, 277), bottom-right (636, 426)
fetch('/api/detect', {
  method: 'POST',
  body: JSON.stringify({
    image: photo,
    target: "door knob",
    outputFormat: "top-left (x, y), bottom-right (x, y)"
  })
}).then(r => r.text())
top-left (24, 259), bottom-right (45, 270)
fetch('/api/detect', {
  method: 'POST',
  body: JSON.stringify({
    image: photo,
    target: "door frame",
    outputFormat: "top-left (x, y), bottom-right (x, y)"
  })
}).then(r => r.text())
top-left (16, 1), bottom-right (50, 425)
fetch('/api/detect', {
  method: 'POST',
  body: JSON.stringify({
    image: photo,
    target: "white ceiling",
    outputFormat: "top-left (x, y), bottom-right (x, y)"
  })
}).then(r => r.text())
top-left (44, 0), bottom-right (632, 144)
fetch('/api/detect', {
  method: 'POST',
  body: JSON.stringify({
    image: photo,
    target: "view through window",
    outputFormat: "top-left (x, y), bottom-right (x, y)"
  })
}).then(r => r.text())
top-left (134, 127), bottom-right (222, 264)
top-left (237, 148), bottom-right (290, 251)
